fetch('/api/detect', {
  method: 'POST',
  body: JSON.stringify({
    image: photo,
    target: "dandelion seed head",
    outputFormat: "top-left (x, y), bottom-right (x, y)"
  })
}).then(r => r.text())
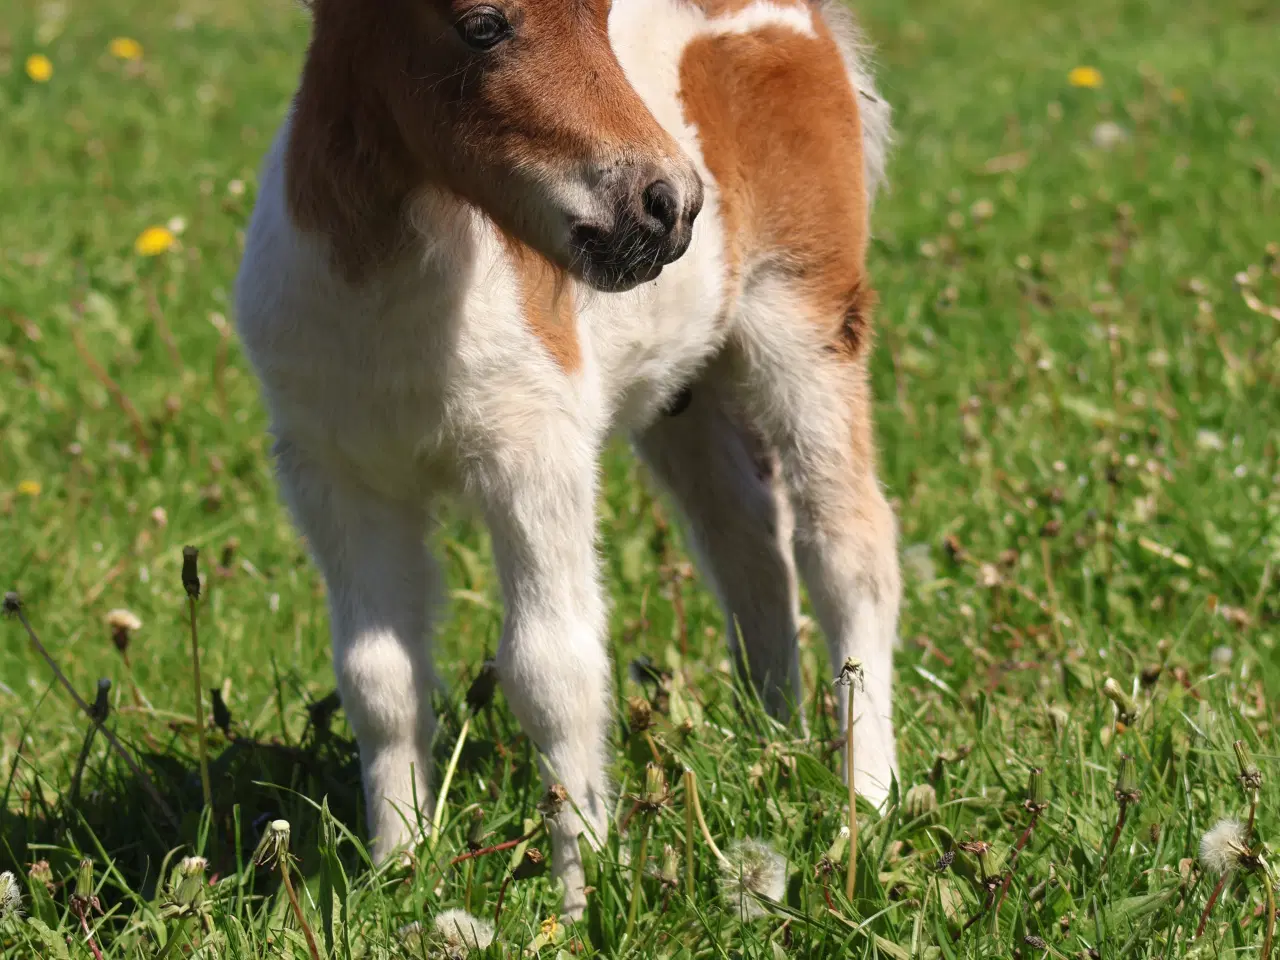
top-left (905, 782), bottom-right (939, 821)
top-left (1091, 121), bottom-right (1129, 151)
top-left (970, 198), bottom-right (995, 220)
top-left (719, 839), bottom-right (786, 919)
top-left (1199, 818), bottom-right (1247, 875)
top-left (431, 909), bottom-right (495, 957)
top-left (0, 871), bottom-right (22, 919)
top-left (252, 819), bottom-right (291, 867)
top-left (177, 856), bottom-right (207, 877)
top-left (106, 608), bottom-right (142, 632)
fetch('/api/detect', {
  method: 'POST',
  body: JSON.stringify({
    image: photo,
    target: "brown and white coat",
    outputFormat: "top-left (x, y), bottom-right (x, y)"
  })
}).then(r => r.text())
top-left (235, 0), bottom-right (897, 915)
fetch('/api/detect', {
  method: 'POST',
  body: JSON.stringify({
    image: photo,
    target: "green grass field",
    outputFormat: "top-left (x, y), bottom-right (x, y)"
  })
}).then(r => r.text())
top-left (2, 0), bottom-right (1279, 955)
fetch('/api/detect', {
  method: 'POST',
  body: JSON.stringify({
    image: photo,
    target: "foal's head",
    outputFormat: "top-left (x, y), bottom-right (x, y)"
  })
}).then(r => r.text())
top-left (293, 0), bottom-right (703, 290)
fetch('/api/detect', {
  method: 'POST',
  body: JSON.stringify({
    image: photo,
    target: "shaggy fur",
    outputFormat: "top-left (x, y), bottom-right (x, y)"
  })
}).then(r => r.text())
top-left (234, 0), bottom-right (898, 918)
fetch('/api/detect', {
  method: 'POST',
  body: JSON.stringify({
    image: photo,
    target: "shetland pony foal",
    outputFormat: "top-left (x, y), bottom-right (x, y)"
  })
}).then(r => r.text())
top-left (235, 0), bottom-right (897, 914)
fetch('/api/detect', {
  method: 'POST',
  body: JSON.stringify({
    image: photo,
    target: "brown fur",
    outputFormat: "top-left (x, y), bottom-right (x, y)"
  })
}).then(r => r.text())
top-left (500, 238), bottom-right (582, 374)
top-left (678, 15), bottom-right (875, 356)
top-left (835, 282), bottom-right (877, 358)
top-left (287, 0), bottom-right (676, 286)
top-left (286, 0), bottom-right (423, 281)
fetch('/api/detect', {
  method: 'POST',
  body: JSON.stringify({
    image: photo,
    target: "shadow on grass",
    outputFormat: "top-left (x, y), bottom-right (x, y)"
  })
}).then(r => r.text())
top-left (0, 688), bottom-right (530, 906)
top-left (0, 691), bottom-right (365, 899)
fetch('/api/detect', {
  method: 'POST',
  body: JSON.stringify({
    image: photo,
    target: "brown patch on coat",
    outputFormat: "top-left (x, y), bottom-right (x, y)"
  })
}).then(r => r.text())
top-left (286, 0), bottom-right (681, 284)
top-left (285, 0), bottom-right (422, 281)
top-left (501, 237), bottom-right (582, 374)
top-left (834, 282), bottom-right (878, 357)
top-left (678, 11), bottom-right (874, 353)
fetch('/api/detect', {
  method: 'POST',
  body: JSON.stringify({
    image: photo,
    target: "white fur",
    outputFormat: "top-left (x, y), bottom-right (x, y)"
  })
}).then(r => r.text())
top-left (710, 2), bottom-right (817, 37)
top-left (234, 0), bottom-right (898, 917)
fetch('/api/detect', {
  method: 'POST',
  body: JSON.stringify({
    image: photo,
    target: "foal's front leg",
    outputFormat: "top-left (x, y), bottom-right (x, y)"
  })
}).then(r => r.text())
top-left (472, 433), bottom-right (611, 918)
top-left (274, 439), bottom-right (438, 857)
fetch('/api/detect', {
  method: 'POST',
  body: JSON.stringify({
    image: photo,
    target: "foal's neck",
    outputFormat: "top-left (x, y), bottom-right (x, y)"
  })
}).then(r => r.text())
top-left (284, 8), bottom-right (484, 286)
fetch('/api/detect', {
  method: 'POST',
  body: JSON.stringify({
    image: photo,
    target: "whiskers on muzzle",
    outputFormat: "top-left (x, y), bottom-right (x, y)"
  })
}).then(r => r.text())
top-left (569, 167), bottom-right (703, 292)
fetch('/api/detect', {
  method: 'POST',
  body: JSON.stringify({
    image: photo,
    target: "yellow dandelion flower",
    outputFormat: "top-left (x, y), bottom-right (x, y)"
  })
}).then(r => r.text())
top-left (1170, 87), bottom-right (1186, 104)
top-left (134, 226), bottom-right (176, 256)
top-left (109, 37), bottom-right (143, 61)
top-left (25, 54), bottom-right (54, 83)
top-left (1068, 66), bottom-right (1103, 89)
top-left (17, 480), bottom-right (42, 497)
top-left (539, 914), bottom-right (561, 940)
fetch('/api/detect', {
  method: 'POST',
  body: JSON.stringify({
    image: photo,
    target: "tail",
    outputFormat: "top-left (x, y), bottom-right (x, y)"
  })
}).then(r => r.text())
top-left (814, 1), bottom-right (893, 208)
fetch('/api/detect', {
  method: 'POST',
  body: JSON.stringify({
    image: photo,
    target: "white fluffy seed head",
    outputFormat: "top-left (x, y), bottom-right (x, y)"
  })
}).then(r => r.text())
top-left (719, 839), bottom-right (786, 920)
top-left (432, 908), bottom-right (495, 956)
top-left (177, 856), bottom-right (208, 878)
top-left (0, 871), bottom-right (22, 919)
top-left (105, 608), bottom-right (142, 632)
top-left (1200, 819), bottom-right (1248, 875)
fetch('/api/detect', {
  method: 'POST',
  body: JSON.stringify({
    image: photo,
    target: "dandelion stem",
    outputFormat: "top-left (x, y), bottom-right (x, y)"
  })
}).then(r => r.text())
top-left (1195, 873), bottom-right (1230, 939)
top-left (684, 770), bottom-right (696, 899)
top-left (994, 807), bottom-right (1042, 918)
top-left (624, 818), bottom-right (651, 943)
top-left (1102, 799), bottom-right (1129, 868)
top-left (464, 858), bottom-right (475, 914)
top-left (845, 678), bottom-right (858, 904)
top-left (187, 580), bottom-right (212, 812)
top-left (1040, 538), bottom-right (1065, 649)
top-left (432, 716), bottom-right (471, 835)
top-left (279, 857), bottom-right (322, 960)
top-left (145, 287), bottom-right (184, 371)
top-left (73, 900), bottom-right (105, 960)
top-left (1261, 867), bottom-right (1275, 960)
top-left (153, 918), bottom-right (192, 960)
top-left (1101, 472), bottom-right (1117, 605)
top-left (69, 680), bottom-right (110, 809)
top-left (957, 888), bottom-right (997, 939)
top-left (494, 872), bottom-right (514, 925)
top-left (448, 823), bottom-right (542, 867)
top-left (669, 564), bottom-right (688, 664)
top-left (4, 594), bottom-right (179, 830)
top-left (686, 771), bottom-right (728, 867)
top-left (643, 730), bottom-right (663, 766)
top-left (68, 311), bottom-right (151, 458)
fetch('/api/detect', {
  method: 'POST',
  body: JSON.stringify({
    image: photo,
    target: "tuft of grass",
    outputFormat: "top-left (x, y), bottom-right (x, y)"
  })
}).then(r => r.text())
top-left (2, 0), bottom-right (1278, 955)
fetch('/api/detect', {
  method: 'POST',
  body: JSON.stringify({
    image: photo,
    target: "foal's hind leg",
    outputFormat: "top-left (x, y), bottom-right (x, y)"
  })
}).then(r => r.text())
top-left (732, 284), bottom-right (902, 805)
top-left (633, 378), bottom-right (803, 722)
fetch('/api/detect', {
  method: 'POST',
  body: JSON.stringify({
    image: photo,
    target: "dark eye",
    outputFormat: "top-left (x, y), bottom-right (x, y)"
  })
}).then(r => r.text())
top-left (457, 6), bottom-right (511, 51)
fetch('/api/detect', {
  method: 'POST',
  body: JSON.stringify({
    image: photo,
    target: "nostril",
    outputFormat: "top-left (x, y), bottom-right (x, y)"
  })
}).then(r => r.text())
top-left (641, 179), bottom-right (680, 236)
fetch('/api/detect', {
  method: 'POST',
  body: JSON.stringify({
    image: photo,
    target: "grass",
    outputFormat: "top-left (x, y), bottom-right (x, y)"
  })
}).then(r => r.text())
top-left (1, 0), bottom-right (1278, 955)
